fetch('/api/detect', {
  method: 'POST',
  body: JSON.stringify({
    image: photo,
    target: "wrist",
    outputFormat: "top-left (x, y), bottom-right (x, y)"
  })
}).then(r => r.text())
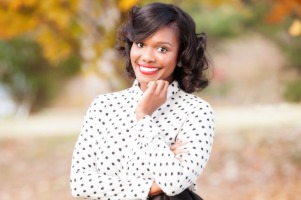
top-left (135, 110), bottom-right (148, 121)
top-left (136, 112), bottom-right (146, 121)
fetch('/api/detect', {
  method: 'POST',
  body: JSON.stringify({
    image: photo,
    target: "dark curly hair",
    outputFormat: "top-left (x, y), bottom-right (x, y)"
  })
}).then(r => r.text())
top-left (116, 2), bottom-right (210, 93)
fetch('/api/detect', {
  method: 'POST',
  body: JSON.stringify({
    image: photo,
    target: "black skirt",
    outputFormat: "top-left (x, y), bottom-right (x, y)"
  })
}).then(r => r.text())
top-left (148, 189), bottom-right (204, 200)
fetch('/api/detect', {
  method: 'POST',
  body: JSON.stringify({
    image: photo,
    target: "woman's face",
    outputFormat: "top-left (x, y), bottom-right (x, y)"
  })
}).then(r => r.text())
top-left (130, 25), bottom-right (180, 91)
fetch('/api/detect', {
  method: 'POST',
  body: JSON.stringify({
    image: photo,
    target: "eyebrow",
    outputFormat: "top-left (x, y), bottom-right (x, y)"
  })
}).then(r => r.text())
top-left (156, 41), bottom-right (173, 46)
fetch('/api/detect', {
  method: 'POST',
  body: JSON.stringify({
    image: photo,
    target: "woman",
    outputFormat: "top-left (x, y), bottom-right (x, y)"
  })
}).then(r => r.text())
top-left (70, 2), bottom-right (214, 200)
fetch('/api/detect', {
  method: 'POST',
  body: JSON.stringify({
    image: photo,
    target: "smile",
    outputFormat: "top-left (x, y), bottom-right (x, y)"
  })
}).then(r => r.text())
top-left (139, 65), bottom-right (160, 75)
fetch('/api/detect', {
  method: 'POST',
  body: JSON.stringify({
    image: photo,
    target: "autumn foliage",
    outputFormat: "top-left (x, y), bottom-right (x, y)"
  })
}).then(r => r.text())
top-left (0, 0), bottom-right (300, 114)
top-left (0, 0), bottom-right (139, 63)
top-left (0, 0), bottom-right (299, 64)
top-left (264, 0), bottom-right (301, 23)
top-left (0, 0), bottom-right (80, 62)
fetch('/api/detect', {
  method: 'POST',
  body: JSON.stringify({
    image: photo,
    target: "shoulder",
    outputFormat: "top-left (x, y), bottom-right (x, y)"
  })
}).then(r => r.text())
top-left (178, 91), bottom-right (213, 114)
top-left (88, 88), bottom-right (131, 108)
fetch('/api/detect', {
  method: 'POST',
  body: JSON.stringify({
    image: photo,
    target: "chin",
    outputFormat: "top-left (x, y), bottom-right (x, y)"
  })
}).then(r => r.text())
top-left (137, 78), bottom-right (151, 86)
top-left (136, 75), bottom-right (157, 83)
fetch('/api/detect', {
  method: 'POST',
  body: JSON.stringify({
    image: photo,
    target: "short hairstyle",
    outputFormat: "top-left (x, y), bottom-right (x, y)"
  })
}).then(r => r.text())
top-left (116, 2), bottom-right (210, 93)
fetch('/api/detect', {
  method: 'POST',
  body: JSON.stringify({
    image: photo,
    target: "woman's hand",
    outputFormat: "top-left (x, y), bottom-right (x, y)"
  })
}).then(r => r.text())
top-left (171, 140), bottom-right (188, 162)
top-left (148, 140), bottom-right (188, 196)
top-left (148, 182), bottom-right (163, 197)
top-left (136, 80), bottom-right (169, 121)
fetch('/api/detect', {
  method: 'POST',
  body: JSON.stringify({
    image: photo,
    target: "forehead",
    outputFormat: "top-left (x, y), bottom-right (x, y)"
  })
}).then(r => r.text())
top-left (143, 25), bottom-right (179, 45)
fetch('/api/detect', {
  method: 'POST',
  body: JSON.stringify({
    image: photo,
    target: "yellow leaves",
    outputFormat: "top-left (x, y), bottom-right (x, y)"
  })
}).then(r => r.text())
top-left (0, 0), bottom-right (39, 39)
top-left (35, 27), bottom-right (72, 63)
top-left (289, 19), bottom-right (301, 36)
top-left (38, 0), bottom-right (79, 30)
top-left (265, 0), bottom-right (301, 24)
top-left (8, 0), bottom-right (37, 10)
top-left (201, 0), bottom-right (243, 7)
top-left (33, 0), bottom-right (79, 62)
top-left (46, 8), bottom-right (71, 30)
top-left (0, 0), bottom-right (80, 63)
top-left (118, 0), bottom-right (140, 12)
top-left (0, 9), bottom-right (38, 39)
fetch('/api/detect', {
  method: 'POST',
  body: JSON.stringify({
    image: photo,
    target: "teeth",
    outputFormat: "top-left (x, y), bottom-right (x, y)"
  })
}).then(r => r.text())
top-left (140, 66), bottom-right (158, 72)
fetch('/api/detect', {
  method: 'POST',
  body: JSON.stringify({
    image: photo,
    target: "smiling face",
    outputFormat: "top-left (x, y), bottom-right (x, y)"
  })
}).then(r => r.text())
top-left (130, 25), bottom-right (180, 92)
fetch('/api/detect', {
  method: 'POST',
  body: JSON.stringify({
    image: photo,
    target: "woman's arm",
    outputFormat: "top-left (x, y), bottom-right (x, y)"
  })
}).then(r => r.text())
top-left (133, 99), bottom-right (214, 196)
top-left (134, 80), bottom-right (214, 196)
top-left (135, 80), bottom-right (169, 121)
top-left (134, 80), bottom-right (214, 195)
top-left (148, 141), bottom-right (188, 197)
top-left (70, 97), bottom-right (153, 199)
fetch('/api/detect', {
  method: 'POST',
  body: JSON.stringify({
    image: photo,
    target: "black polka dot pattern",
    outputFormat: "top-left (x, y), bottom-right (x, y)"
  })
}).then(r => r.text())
top-left (70, 80), bottom-right (214, 199)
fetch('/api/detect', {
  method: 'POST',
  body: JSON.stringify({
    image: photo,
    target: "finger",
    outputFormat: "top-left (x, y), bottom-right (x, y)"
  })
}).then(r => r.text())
top-left (147, 81), bottom-right (155, 88)
top-left (170, 140), bottom-right (187, 150)
top-left (173, 149), bottom-right (189, 155)
top-left (155, 80), bottom-right (165, 95)
top-left (170, 142), bottom-right (180, 150)
top-left (162, 81), bottom-right (169, 94)
top-left (176, 157), bottom-right (186, 162)
top-left (145, 81), bottom-right (157, 94)
top-left (170, 141), bottom-right (185, 151)
top-left (158, 81), bottom-right (168, 99)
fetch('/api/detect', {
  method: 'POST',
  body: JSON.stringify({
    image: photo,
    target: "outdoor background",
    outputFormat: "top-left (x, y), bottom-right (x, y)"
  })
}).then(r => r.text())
top-left (0, 0), bottom-right (301, 200)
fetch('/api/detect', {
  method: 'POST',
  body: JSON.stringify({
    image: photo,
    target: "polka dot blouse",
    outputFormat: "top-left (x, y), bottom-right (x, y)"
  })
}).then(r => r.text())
top-left (70, 80), bottom-right (214, 200)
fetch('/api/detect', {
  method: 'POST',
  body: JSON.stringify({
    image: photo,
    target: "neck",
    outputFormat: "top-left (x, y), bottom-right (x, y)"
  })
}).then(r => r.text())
top-left (139, 83), bottom-right (148, 92)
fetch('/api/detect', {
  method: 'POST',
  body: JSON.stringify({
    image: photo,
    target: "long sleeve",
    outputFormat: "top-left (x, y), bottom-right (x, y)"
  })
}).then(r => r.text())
top-left (70, 96), bottom-right (153, 200)
top-left (70, 81), bottom-right (214, 199)
top-left (131, 99), bottom-right (214, 196)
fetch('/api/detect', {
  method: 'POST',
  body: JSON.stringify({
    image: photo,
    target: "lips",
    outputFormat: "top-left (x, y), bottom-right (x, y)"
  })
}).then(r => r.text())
top-left (138, 65), bottom-right (160, 75)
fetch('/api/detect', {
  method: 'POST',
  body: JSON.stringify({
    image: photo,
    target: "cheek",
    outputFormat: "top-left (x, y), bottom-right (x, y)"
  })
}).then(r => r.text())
top-left (130, 45), bottom-right (138, 62)
top-left (162, 55), bottom-right (178, 69)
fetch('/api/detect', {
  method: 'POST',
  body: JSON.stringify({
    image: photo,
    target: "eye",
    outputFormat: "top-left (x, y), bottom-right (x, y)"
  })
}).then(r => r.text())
top-left (157, 47), bottom-right (167, 53)
top-left (136, 42), bottom-right (144, 48)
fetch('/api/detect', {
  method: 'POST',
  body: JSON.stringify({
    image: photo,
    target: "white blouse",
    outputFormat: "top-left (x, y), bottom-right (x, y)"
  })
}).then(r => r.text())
top-left (70, 80), bottom-right (214, 200)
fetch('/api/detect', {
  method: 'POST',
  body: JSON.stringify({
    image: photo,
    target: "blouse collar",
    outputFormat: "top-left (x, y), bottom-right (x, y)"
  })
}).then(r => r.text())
top-left (130, 79), bottom-right (181, 99)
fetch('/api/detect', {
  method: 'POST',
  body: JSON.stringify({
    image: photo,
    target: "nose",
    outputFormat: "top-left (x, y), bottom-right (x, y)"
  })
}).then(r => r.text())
top-left (141, 48), bottom-right (155, 63)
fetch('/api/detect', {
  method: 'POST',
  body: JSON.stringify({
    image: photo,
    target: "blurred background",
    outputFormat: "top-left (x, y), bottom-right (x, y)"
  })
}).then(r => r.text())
top-left (0, 0), bottom-right (300, 199)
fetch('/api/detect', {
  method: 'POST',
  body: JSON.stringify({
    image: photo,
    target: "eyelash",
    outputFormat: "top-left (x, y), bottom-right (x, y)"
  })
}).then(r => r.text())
top-left (157, 47), bottom-right (167, 53)
top-left (136, 42), bottom-right (168, 53)
top-left (137, 42), bottom-right (144, 48)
